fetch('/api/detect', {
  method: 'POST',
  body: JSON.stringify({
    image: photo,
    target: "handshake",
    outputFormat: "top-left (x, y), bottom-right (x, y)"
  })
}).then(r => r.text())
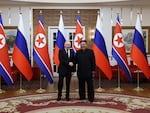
top-left (69, 62), bottom-right (74, 67)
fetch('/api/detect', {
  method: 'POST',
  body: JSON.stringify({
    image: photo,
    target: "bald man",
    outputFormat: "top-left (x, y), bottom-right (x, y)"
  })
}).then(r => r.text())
top-left (57, 41), bottom-right (75, 101)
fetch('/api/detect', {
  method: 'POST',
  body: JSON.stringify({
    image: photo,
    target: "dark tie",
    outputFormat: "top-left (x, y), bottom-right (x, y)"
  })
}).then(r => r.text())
top-left (66, 49), bottom-right (70, 58)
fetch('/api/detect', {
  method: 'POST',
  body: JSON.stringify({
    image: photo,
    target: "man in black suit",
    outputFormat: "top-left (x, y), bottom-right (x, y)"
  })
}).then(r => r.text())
top-left (57, 41), bottom-right (75, 101)
top-left (76, 40), bottom-right (96, 102)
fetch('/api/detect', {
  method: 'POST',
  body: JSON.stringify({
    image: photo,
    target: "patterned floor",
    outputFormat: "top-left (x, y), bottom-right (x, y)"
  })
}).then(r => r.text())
top-left (0, 93), bottom-right (150, 113)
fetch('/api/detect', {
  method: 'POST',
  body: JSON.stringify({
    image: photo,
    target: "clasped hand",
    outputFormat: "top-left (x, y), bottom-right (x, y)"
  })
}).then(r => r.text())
top-left (69, 62), bottom-right (74, 67)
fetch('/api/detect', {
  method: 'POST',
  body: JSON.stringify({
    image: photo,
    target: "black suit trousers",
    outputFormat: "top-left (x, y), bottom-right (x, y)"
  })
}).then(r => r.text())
top-left (78, 75), bottom-right (94, 101)
top-left (58, 73), bottom-right (72, 98)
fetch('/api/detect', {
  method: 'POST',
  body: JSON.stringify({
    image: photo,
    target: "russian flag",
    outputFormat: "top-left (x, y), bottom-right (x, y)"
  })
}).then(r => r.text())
top-left (33, 15), bottom-right (54, 84)
top-left (112, 15), bottom-right (132, 82)
top-left (0, 14), bottom-right (14, 85)
top-left (130, 14), bottom-right (150, 79)
top-left (12, 14), bottom-right (32, 81)
top-left (73, 14), bottom-right (84, 53)
top-left (53, 14), bottom-right (65, 67)
top-left (92, 13), bottom-right (112, 80)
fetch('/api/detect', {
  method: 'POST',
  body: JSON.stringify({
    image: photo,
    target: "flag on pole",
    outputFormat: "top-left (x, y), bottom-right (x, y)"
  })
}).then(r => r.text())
top-left (130, 14), bottom-right (150, 79)
top-left (33, 15), bottom-right (54, 84)
top-left (112, 15), bottom-right (132, 81)
top-left (92, 13), bottom-right (112, 80)
top-left (12, 13), bottom-right (32, 81)
top-left (53, 13), bottom-right (65, 66)
top-left (73, 14), bottom-right (84, 53)
top-left (0, 14), bottom-right (14, 85)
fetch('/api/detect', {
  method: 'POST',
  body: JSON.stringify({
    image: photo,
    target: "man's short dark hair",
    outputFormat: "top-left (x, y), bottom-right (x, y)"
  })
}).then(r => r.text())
top-left (80, 40), bottom-right (87, 43)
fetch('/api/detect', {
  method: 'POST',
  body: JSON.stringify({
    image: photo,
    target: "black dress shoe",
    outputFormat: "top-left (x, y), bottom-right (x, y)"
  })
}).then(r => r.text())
top-left (79, 98), bottom-right (85, 100)
top-left (57, 97), bottom-right (61, 101)
top-left (66, 97), bottom-right (70, 101)
top-left (89, 99), bottom-right (93, 103)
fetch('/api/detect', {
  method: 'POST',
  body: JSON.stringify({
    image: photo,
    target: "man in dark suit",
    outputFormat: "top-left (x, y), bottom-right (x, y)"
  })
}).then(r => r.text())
top-left (76, 40), bottom-right (96, 102)
top-left (57, 41), bottom-right (75, 101)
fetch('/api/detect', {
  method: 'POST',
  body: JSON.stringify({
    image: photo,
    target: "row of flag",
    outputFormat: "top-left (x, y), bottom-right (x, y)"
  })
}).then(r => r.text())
top-left (54, 11), bottom-right (150, 82)
top-left (0, 13), bottom-right (54, 85)
top-left (94, 13), bottom-right (150, 81)
top-left (0, 11), bottom-right (150, 86)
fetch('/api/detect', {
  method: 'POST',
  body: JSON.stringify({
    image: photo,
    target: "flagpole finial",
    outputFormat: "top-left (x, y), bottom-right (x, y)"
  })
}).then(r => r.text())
top-left (40, 10), bottom-right (42, 15)
top-left (137, 12), bottom-right (140, 15)
top-left (137, 8), bottom-right (141, 16)
top-left (19, 7), bottom-right (22, 15)
top-left (77, 10), bottom-right (80, 14)
top-left (60, 10), bottom-right (63, 15)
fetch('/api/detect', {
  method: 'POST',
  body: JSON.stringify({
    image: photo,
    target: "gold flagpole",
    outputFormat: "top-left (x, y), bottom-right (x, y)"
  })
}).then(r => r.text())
top-left (16, 74), bottom-right (26, 93)
top-left (95, 69), bottom-right (105, 92)
top-left (62, 78), bottom-right (66, 92)
top-left (0, 76), bottom-right (5, 94)
top-left (74, 10), bottom-right (80, 92)
top-left (74, 73), bottom-right (78, 92)
top-left (114, 66), bottom-right (123, 91)
top-left (36, 71), bottom-right (46, 93)
top-left (35, 10), bottom-right (46, 93)
top-left (133, 70), bottom-right (144, 91)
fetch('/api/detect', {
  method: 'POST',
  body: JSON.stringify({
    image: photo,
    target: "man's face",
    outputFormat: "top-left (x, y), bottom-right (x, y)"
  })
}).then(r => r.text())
top-left (80, 42), bottom-right (87, 50)
top-left (65, 42), bottom-right (71, 49)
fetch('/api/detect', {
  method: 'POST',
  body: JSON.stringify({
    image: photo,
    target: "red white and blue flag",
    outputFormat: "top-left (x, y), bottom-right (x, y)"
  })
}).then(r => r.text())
top-left (33, 15), bottom-right (54, 84)
top-left (130, 14), bottom-right (150, 79)
top-left (53, 14), bottom-right (65, 66)
top-left (93, 13), bottom-right (112, 80)
top-left (12, 14), bottom-right (32, 81)
top-left (0, 14), bottom-right (14, 85)
top-left (112, 15), bottom-right (132, 81)
top-left (73, 14), bottom-right (84, 53)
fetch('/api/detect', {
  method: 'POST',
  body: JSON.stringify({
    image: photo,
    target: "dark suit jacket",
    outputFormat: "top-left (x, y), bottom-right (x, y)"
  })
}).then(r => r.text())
top-left (58, 49), bottom-right (75, 75)
top-left (76, 48), bottom-right (96, 78)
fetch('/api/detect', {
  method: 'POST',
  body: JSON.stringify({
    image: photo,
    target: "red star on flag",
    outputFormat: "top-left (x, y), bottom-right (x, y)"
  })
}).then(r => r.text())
top-left (36, 36), bottom-right (44, 46)
top-left (0, 37), bottom-right (3, 45)
top-left (115, 36), bottom-right (122, 46)
top-left (75, 37), bottom-right (82, 46)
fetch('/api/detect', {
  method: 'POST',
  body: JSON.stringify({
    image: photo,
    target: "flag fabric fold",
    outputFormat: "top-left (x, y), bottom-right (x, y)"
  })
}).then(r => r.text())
top-left (12, 14), bottom-right (32, 81)
top-left (33, 15), bottom-right (54, 84)
top-left (73, 14), bottom-right (84, 53)
top-left (0, 14), bottom-right (14, 85)
top-left (53, 14), bottom-right (65, 66)
top-left (130, 14), bottom-right (150, 79)
top-left (93, 13), bottom-right (112, 80)
top-left (112, 15), bottom-right (132, 82)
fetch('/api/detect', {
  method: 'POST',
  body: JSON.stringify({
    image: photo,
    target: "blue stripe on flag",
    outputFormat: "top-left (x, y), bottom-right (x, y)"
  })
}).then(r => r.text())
top-left (117, 16), bottom-right (120, 23)
top-left (133, 29), bottom-right (146, 57)
top-left (0, 64), bottom-right (13, 86)
top-left (73, 48), bottom-right (77, 56)
top-left (15, 30), bottom-right (30, 61)
top-left (0, 15), bottom-right (3, 26)
top-left (94, 29), bottom-right (108, 59)
top-left (77, 15), bottom-right (81, 24)
top-left (56, 30), bottom-right (65, 49)
top-left (39, 15), bottom-right (44, 25)
top-left (112, 48), bottom-right (132, 82)
top-left (33, 49), bottom-right (53, 84)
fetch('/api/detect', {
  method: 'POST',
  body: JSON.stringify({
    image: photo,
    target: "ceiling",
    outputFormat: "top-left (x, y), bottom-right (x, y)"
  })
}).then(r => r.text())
top-left (1, 0), bottom-right (150, 6)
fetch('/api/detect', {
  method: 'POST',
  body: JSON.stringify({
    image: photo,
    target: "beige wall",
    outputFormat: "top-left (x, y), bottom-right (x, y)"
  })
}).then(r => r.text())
top-left (33, 9), bottom-right (98, 47)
